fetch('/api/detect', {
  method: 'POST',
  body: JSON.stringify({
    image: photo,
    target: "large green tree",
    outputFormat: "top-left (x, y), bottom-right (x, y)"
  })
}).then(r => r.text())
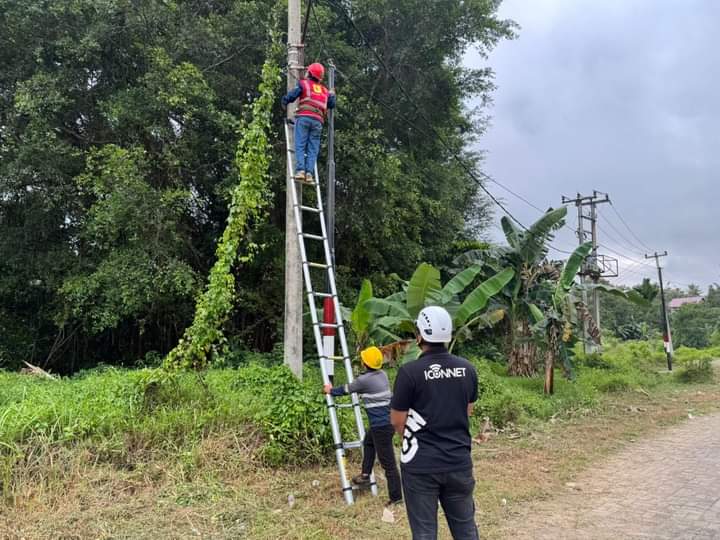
top-left (0, 0), bottom-right (515, 371)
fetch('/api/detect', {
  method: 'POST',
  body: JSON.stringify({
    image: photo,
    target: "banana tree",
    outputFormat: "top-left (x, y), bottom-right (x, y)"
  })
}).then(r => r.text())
top-left (458, 207), bottom-right (568, 376)
top-left (530, 241), bottom-right (592, 394)
top-left (355, 262), bottom-right (514, 362)
top-left (344, 279), bottom-right (401, 351)
top-left (533, 242), bottom-right (649, 394)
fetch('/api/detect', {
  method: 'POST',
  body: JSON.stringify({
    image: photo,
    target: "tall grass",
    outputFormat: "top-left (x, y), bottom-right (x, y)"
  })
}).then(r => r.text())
top-left (0, 340), bottom-right (715, 473)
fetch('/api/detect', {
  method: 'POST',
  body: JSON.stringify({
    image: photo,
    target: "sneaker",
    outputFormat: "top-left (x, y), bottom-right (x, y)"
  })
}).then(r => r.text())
top-left (304, 172), bottom-right (315, 184)
top-left (294, 171), bottom-right (306, 181)
top-left (352, 473), bottom-right (371, 486)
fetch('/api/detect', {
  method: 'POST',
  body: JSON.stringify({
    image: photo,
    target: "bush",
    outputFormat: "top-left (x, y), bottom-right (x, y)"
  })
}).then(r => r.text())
top-left (0, 365), bottom-right (343, 467)
top-left (673, 346), bottom-right (717, 383)
top-left (470, 359), bottom-right (596, 427)
top-left (233, 363), bottom-right (354, 466)
top-left (671, 304), bottom-right (720, 349)
top-left (1, 340), bottom-right (716, 471)
top-left (575, 339), bottom-right (666, 373)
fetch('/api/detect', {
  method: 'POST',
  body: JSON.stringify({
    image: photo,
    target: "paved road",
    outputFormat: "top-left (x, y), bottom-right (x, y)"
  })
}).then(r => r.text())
top-left (500, 412), bottom-right (720, 539)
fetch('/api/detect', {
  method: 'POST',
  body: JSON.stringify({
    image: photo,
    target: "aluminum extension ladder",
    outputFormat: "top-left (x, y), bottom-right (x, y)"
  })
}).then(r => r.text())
top-left (283, 120), bottom-right (378, 504)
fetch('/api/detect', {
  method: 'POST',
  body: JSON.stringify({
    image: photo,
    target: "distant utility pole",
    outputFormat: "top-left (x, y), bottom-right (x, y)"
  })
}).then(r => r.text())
top-left (645, 251), bottom-right (673, 371)
top-left (561, 191), bottom-right (610, 351)
top-left (284, 0), bottom-right (303, 379)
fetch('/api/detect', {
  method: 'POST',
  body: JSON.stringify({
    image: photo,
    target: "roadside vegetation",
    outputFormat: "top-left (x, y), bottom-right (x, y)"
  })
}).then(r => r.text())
top-left (1, 340), bottom-right (718, 538)
top-left (2, 1), bottom-right (719, 538)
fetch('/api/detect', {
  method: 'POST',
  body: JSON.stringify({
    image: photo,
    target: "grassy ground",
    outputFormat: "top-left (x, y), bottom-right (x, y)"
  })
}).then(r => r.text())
top-left (0, 343), bottom-right (718, 539)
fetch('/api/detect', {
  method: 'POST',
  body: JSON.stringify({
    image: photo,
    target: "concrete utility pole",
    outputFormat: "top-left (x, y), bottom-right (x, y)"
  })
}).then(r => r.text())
top-left (561, 191), bottom-right (610, 352)
top-left (284, 0), bottom-right (304, 379)
top-left (646, 251), bottom-right (673, 371)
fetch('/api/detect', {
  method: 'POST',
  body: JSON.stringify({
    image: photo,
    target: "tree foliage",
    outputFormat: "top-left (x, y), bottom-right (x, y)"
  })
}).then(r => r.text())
top-left (671, 302), bottom-right (720, 349)
top-left (0, 0), bottom-right (514, 370)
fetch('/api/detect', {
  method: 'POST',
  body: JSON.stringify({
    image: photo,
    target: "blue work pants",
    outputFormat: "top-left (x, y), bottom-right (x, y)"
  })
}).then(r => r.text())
top-left (294, 115), bottom-right (323, 174)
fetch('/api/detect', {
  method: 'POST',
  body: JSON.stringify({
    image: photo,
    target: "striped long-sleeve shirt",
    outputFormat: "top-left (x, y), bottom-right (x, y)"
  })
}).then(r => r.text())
top-left (330, 369), bottom-right (392, 428)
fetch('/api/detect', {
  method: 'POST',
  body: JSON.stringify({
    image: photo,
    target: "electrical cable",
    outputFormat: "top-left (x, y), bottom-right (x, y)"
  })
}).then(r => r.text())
top-left (314, 0), bottom-right (677, 281)
top-left (597, 243), bottom-right (657, 268)
top-left (598, 209), bottom-right (649, 255)
top-left (318, 0), bottom-right (537, 232)
top-left (301, 0), bottom-right (314, 45)
top-left (609, 200), bottom-right (654, 253)
top-left (596, 222), bottom-right (648, 260)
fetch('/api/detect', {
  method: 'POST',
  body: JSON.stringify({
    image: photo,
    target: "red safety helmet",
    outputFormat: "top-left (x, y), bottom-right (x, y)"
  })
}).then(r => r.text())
top-left (307, 62), bottom-right (325, 81)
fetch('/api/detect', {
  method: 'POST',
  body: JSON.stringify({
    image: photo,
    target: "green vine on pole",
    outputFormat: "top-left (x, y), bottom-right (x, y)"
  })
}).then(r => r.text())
top-left (165, 39), bottom-right (282, 370)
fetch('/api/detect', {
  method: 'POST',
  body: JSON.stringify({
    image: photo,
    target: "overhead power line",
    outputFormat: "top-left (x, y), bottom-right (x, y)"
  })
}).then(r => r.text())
top-left (597, 224), bottom-right (643, 258)
top-left (318, 0), bottom-right (536, 231)
top-left (310, 0), bottom-right (581, 258)
top-left (597, 211), bottom-right (649, 256)
top-left (597, 243), bottom-right (657, 269)
top-left (609, 201), bottom-right (654, 253)
top-left (313, 0), bottom-right (675, 273)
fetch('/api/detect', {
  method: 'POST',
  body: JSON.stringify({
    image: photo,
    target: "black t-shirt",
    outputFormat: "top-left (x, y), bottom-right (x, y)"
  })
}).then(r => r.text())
top-left (390, 346), bottom-right (478, 473)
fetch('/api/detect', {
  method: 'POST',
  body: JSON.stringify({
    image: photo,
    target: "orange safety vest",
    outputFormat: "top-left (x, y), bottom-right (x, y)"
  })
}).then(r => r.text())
top-left (296, 79), bottom-right (329, 123)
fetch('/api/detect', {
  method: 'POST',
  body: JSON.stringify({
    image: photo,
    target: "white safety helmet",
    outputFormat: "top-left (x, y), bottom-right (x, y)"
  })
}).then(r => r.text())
top-left (415, 306), bottom-right (452, 344)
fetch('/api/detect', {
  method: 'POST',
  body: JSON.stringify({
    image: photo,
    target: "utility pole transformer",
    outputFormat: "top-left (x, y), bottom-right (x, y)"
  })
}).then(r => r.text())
top-left (646, 251), bottom-right (673, 371)
top-left (561, 191), bottom-right (610, 352)
top-left (284, 0), bottom-right (303, 379)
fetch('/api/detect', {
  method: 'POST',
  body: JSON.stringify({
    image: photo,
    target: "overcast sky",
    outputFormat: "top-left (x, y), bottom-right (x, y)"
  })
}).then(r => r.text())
top-left (465, 0), bottom-right (719, 292)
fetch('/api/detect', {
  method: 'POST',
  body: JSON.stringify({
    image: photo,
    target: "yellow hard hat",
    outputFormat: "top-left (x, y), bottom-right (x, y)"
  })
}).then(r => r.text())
top-left (360, 346), bottom-right (383, 370)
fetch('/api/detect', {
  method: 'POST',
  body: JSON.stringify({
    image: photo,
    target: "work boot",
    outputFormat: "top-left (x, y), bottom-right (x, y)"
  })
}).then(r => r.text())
top-left (352, 473), bottom-right (371, 486)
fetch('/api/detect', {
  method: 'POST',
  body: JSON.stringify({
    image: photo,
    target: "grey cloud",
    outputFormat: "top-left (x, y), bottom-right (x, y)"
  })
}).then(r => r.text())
top-left (466, 0), bottom-right (720, 290)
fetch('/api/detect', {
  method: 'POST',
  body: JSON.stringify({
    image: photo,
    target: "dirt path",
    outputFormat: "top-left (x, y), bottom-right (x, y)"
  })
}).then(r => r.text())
top-left (497, 411), bottom-right (720, 539)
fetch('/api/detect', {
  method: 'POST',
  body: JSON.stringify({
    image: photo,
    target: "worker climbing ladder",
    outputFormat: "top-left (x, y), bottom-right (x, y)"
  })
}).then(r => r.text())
top-left (283, 120), bottom-right (378, 505)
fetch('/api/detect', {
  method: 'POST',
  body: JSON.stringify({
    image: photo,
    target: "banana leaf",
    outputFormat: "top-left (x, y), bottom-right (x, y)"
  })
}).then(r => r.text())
top-left (528, 303), bottom-right (545, 323)
top-left (519, 207), bottom-right (567, 263)
top-left (406, 263), bottom-right (442, 318)
top-left (553, 241), bottom-right (592, 308)
top-left (590, 283), bottom-right (650, 307)
top-left (454, 267), bottom-right (515, 326)
top-left (438, 264), bottom-right (484, 305)
top-left (363, 297), bottom-right (410, 318)
top-left (350, 279), bottom-right (373, 335)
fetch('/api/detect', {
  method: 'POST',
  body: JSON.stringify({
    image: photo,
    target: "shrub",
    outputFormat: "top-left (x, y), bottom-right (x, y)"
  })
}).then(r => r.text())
top-left (234, 363), bottom-right (354, 466)
top-left (673, 346), bottom-right (717, 383)
top-left (470, 359), bottom-right (596, 427)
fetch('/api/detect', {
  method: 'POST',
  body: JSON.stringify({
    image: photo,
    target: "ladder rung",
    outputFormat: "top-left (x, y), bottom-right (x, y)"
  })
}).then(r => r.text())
top-left (317, 322), bottom-right (341, 328)
top-left (327, 355), bottom-right (347, 361)
top-left (307, 262), bottom-right (330, 269)
top-left (301, 233), bottom-right (325, 241)
top-left (343, 441), bottom-right (363, 450)
top-left (336, 403), bottom-right (356, 409)
top-left (312, 292), bottom-right (333, 298)
top-left (299, 205), bottom-right (321, 213)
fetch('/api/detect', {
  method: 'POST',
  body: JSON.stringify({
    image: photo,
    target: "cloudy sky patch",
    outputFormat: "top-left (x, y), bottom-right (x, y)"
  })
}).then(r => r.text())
top-left (466, 0), bottom-right (719, 290)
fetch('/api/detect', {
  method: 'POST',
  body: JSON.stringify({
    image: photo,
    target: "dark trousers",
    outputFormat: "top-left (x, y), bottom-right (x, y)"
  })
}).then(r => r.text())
top-left (401, 468), bottom-right (479, 540)
top-left (361, 424), bottom-right (402, 502)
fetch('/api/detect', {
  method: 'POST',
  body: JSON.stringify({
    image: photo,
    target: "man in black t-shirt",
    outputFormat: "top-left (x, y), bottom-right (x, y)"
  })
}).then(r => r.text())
top-left (391, 306), bottom-right (479, 540)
